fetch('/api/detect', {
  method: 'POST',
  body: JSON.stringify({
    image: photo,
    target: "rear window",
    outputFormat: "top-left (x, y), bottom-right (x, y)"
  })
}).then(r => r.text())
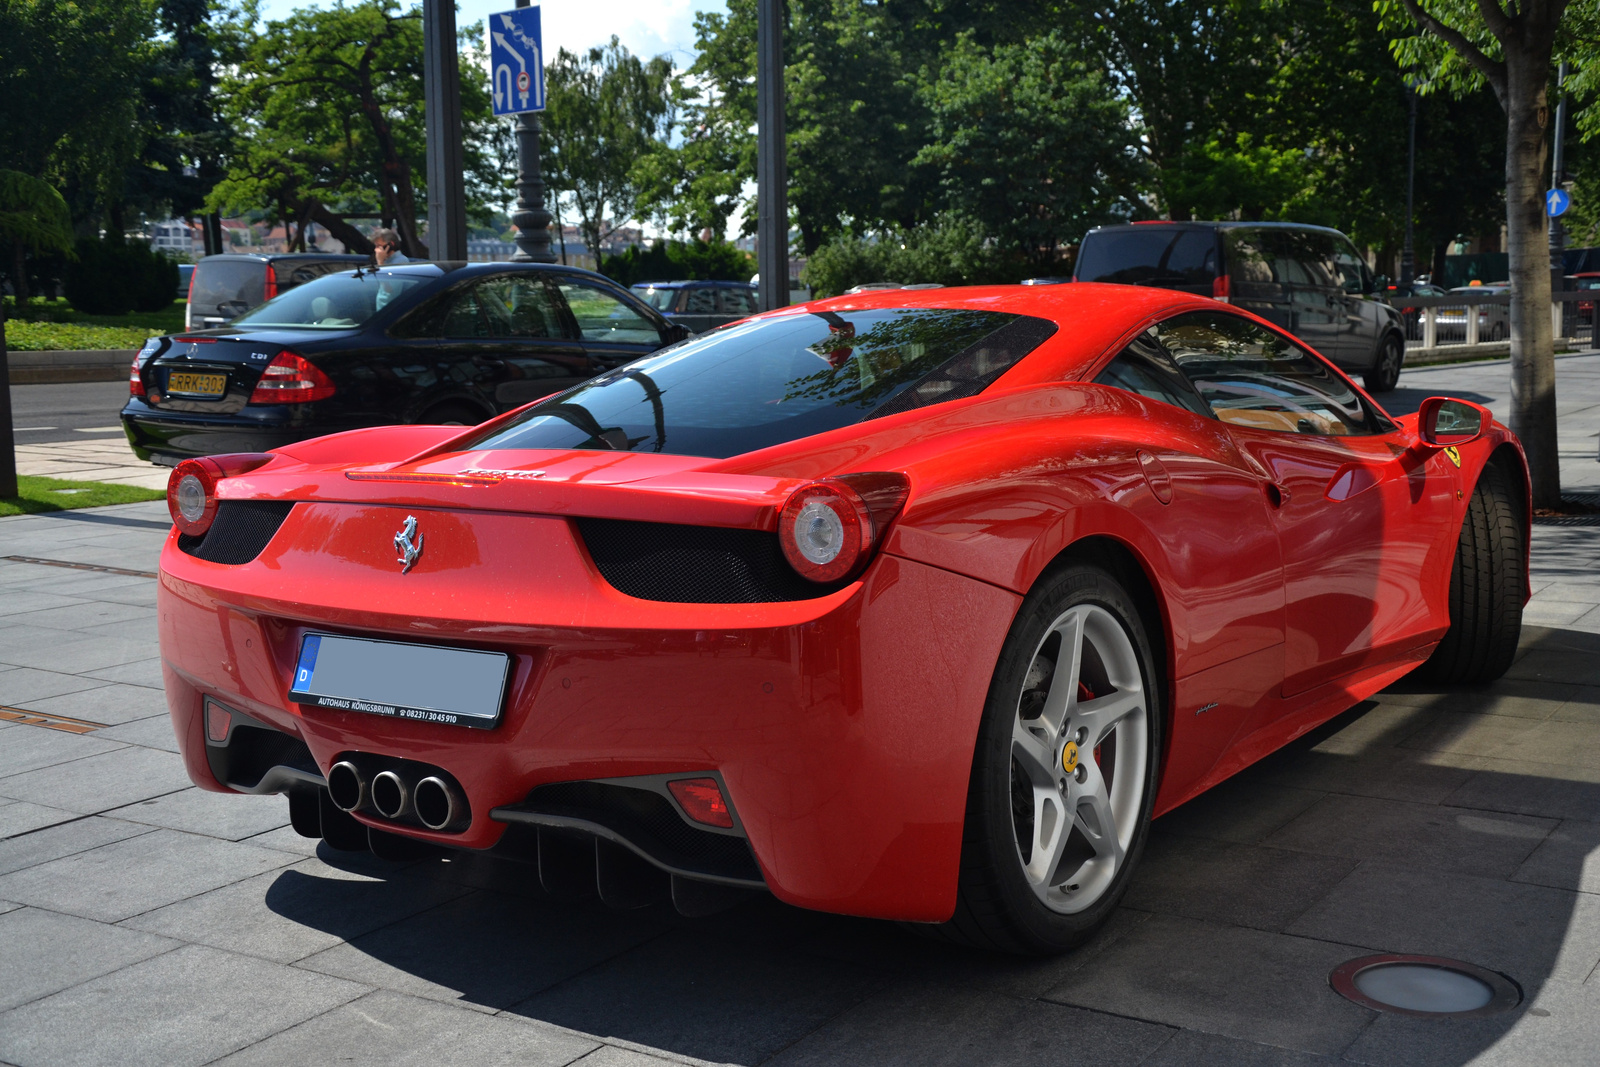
top-left (463, 307), bottom-right (1057, 458)
top-left (1076, 228), bottom-right (1216, 287)
top-left (634, 286), bottom-right (677, 311)
top-left (190, 261), bottom-right (265, 318)
top-left (231, 270), bottom-right (427, 329)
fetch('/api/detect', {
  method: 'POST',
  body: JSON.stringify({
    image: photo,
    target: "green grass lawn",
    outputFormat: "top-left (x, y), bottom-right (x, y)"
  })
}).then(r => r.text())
top-left (3, 297), bottom-right (186, 351)
top-left (1, 476), bottom-right (166, 517)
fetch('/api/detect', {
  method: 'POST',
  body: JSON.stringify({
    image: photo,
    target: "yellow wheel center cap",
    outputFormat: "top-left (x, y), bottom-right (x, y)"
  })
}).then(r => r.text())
top-left (1062, 741), bottom-right (1079, 774)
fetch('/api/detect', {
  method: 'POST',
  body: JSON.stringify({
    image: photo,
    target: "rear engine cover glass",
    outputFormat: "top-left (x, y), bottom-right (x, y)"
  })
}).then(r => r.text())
top-left (464, 308), bottom-right (1055, 458)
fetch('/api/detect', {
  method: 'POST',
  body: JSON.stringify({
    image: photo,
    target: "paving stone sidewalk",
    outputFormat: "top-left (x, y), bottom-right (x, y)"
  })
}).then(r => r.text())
top-left (1, 355), bottom-right (1598, 1066)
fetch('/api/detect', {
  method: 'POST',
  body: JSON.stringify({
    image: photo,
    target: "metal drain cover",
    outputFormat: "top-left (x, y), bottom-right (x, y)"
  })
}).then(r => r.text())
top-left (1331, 955), bottom-right (1521, 1017)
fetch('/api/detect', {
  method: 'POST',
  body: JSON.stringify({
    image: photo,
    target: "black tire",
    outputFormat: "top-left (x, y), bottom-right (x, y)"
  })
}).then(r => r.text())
top-left (934, 563), bottom-right (1162, 955)
top-left (1489, 323), bottom-right (1507, 342)
top-left (420, 401), bottom-right (487, 427)
top-left (1415, 459), bottom-right (1525, 684)
top-left (1364, 334), bottom-right (1404, 393)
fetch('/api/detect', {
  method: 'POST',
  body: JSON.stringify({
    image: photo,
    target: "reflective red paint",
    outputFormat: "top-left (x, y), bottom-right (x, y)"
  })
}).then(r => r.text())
top-left (158, 284), bottom-right (1528, 923)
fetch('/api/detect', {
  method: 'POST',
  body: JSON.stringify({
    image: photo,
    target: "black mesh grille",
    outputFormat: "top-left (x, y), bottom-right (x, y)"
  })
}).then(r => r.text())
top-left (179, 501), bottom-right (294, 564)
top-left (577, 517), bottom-right (846, 603)
top-left (525, 781), bottom-right (762, 883)
top-left (207, 724), bottom-right (319, 791)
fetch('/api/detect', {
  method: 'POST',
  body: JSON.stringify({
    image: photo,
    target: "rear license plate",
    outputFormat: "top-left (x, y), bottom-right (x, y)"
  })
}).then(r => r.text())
top-left (167, 371), bottom-right (227, 397)
top-left (288, 633), bottom-right (510, 729)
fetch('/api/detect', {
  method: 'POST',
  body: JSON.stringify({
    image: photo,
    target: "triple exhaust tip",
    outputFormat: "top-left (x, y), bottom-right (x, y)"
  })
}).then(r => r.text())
top-left (327, 761), bottom-right (463, 831)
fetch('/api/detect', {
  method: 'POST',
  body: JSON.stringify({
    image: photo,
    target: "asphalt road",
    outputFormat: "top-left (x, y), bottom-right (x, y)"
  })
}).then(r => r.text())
top-left (7, 380), bottom-right (132, 445)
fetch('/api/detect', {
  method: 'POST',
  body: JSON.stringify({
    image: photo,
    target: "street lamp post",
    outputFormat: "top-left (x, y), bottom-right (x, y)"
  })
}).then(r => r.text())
top-left (756, 0), bottom-right (787, 311)
top-left (509, 0), bottom-right (556, 262)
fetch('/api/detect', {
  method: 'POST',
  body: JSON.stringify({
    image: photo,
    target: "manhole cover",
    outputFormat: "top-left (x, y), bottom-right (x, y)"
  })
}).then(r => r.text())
top-left (1330, 955), bottom-right (1521, 1018)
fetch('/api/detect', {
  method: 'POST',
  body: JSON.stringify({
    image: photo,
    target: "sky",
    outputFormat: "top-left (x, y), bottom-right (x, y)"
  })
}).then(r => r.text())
top-left (254, 0), bottom-right (726, 69)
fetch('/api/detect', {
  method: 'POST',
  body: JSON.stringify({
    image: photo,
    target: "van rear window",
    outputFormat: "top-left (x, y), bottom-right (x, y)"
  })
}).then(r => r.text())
top-left (1076, 229), bottom-right (1217, 287)
top-left (190, 261), bottom-right (264, 319)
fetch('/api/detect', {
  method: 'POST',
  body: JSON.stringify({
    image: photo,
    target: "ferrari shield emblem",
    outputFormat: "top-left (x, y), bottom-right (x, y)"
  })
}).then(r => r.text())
top-left (393, 515), bottom-right (424, 573)
top-left (1444, 446), bottom-right (1462, 468)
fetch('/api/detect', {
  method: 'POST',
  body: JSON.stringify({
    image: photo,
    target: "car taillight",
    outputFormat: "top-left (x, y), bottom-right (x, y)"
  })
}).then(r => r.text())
top-left (777, 472), bottom-right (910, 583)
top-left (263, 264), bottom-right (278, 302)
top-left (166, 453), bottom-right (276, 537)
top-left (1212, 274), bottom-right (1231, 303)
top-left (667, 778), bottom-right (734, 828)
top-left (249, 351), bottom-right (334, 404)
top-left (129, 355), bottom-right (145, 398)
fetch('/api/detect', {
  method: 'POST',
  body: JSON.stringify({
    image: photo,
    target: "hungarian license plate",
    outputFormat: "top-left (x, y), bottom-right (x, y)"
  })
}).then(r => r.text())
top-left (288, 633), bottom-right (510, 729)
top-left (166, 371), bottom-right (227, 397)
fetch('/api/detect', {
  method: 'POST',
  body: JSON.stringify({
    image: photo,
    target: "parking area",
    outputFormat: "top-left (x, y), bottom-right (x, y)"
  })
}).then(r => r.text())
top-left (1, 354), bottom-right (1598, 1066)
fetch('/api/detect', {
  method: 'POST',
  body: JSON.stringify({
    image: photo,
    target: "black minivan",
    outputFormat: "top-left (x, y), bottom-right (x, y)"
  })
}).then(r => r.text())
top-left (1074, 222), bottom-right (1407, 392)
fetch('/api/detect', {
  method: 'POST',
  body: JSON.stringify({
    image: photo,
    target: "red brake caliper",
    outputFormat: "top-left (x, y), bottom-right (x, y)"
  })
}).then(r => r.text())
top-left (1078, 682), bottom-right (1104, 766)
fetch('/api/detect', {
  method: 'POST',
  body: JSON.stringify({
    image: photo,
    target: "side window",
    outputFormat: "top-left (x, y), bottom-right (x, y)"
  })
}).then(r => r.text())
top-left (1286, 231), bottom-right (1338, 289)
top-left (557, 281), bottom-right (661, 343)
top-left (719, 287), bottom-right (757, 315)
top-left (399, 276), bottom-right (569, 339)
top-left (683, 287), bottom-right (719, 314)
top-left (1223, 229), bottom-right (1274, 285)
top-left (1332, 240), bottom-right (1368, 294)
top-left (1150, 310), bottom-right (1389, 436)
top-left (1092, 333), bottom-right (1213, 420)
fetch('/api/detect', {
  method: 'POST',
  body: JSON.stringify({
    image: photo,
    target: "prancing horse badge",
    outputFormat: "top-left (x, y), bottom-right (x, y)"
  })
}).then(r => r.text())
top-left (394, 515), bottom-right (424, 573)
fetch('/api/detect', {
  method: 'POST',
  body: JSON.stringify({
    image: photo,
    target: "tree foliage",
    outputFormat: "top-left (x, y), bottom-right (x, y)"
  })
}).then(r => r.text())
top-left (598, 239), bottom-right (753, 286)
top-left (208, 0), bottom-right (497, 256)
top-left (542, 38), bottom-right (674, 260)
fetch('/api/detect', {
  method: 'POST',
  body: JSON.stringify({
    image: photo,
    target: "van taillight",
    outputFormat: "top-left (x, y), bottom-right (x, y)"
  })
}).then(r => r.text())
top-left (1212, 274), bottom-right (1231, 303)
top-left (263, 265), bottom-right (278, 302)
top-left (249, 351), bottom-right (334, 404)
top-left (185, 269), bottom-right (194, 331)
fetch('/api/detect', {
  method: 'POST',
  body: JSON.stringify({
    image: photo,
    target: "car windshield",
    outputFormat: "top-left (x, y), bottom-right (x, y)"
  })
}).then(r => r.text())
top-left (462, 307), bottom-right (1057, 458)
top-left (634, 286), bottom-right (677, 310)
top-left (231, 270), bottom-right (426, 329)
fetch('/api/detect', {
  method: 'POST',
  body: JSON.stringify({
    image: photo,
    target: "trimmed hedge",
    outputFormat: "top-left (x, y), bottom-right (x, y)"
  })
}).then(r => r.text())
top-left (63, 239), bottom-right (180, 315)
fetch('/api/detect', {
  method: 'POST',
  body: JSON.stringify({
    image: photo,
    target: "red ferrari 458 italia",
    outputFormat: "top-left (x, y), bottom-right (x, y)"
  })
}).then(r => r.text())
top-left (158, 284), bottom-right (1527, 953)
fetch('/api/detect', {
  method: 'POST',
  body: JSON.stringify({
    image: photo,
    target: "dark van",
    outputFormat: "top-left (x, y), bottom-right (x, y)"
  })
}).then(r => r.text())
top-left (1074, 222), bottom-right (1407, 392)
top-left (187, 253), bottom-right (369, 330)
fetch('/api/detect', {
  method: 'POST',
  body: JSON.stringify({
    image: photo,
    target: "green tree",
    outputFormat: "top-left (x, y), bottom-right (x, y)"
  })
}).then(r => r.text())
top-left (542, 38), bottom-right (675, 261)
top-left (209, 0), bottom-right (496, 257)
top-left (916, 31), bottom-right (1144, 273)
top-left (1381, 0), bottom-right (1595, 508)
top-left (0, 0), bottom-right (153, 288)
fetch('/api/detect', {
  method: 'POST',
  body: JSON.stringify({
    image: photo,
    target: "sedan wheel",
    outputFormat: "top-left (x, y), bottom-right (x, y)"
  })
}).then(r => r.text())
top-left (1364, 335), bottom-right (1404, 393)
top-left (937, 562), bottom-right (1161, 954)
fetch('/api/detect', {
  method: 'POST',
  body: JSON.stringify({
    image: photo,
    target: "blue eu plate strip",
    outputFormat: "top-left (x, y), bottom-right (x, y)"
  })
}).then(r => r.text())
top-left (294, 634), bottom-right (321, 691)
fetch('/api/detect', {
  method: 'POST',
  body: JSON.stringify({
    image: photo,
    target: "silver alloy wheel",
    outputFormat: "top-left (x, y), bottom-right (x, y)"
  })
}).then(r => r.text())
top-left (1010, 603), bottom-right (1148, 914)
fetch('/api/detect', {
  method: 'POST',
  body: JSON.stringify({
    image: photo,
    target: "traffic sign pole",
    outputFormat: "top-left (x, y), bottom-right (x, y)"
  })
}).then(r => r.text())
top-left (506, 0), bottom-right (555, 262)
top-left (756, 0), bottom-right (787, 311)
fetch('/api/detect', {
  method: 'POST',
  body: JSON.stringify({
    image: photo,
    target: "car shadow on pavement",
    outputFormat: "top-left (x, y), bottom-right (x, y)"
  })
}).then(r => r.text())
top-left (1379, 383), bottom-right (1496, 419)
top-left (261, 624), bottom-right (1599, 1066)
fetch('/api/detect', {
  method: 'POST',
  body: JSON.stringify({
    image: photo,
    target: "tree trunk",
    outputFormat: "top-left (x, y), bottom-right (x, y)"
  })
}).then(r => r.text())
top-left (1503, 44), bottom-right (1561, 508)
top-left (11, 241), bottom-right (31, 305)
top-left (305, 202), bottom-right (375, 256)
top-left (0, 294), bottom-right (16, 498)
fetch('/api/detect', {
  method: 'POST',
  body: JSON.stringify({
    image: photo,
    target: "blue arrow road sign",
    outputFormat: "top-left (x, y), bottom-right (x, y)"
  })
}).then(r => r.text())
top-left (1548, 188), bottom-right (1570, 218)
top-left (487, 7), bottom-right (545, 115)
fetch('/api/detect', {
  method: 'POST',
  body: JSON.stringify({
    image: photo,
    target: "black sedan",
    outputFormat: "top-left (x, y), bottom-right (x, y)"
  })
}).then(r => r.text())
top-left (122, 262), bottom-right (688, 463)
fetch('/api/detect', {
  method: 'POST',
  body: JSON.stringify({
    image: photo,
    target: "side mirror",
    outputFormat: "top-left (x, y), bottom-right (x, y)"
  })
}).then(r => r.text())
top-left (662, 323), bottom-right (693, 344)
top-left (1417, 396), bottom-right (1488, 448)
top-left (1372, 274), bottom-right (1390, 294)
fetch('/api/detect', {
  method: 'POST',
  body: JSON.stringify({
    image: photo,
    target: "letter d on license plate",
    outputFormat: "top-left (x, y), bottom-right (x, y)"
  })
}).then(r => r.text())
top-left (289, 633), bottom-right (509, 728)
